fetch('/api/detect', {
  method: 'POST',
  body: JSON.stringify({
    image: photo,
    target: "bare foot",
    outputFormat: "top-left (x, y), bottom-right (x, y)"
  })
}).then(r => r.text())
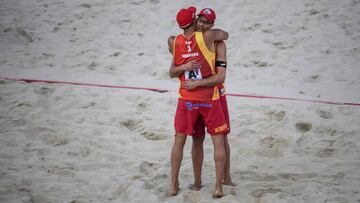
top-left (188, 183), bottom-right (203, 191)
top-left (169, 182), bottom-right (179, 196)
top-left (223, 179), bottom-right (236, 186)
top-left (213, 188), bottom-right (224, 198)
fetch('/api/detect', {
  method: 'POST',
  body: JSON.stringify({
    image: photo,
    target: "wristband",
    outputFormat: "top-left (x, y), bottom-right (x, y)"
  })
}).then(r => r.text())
top-left (215, 61), bottom-right (227, 68)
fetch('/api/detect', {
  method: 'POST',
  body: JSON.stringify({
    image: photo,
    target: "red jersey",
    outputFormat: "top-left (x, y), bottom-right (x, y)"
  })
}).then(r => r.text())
top-left (173, 31), bottom-right (219, 101)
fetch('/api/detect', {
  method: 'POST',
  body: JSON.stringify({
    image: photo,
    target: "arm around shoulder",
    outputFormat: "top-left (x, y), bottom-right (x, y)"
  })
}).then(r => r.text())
top-left (169, 60), bottom-right (179, 78)
top-left (169, 60), bottom-right (187, 78)
top-left (211, 29), bottom-right (229, 41)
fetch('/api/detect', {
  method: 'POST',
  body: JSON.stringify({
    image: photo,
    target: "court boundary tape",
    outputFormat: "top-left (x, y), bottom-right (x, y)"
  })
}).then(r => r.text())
top-left (1, 76), bottom-right (359, 106)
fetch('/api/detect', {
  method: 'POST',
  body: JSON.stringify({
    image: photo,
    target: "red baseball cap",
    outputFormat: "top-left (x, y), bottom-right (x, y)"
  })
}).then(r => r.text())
top-left (176, 6), bottom-right (196, 28)
top-left (198, 8), bottom-right (216, 22)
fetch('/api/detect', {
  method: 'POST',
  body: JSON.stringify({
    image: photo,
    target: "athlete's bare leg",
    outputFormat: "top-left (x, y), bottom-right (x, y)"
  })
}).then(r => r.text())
top-left (190, 135), bottom-right (205, 190)
top-left (211, 135), bottom-right (226, 198)
top-left (170, 133), bottom-right (187, 195)
top-left (223, 135), bottom-right (235, 186)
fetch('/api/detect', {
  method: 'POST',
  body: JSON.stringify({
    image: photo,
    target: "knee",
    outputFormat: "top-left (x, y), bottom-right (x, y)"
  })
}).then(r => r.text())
top-left (174, 133), bottom-right (187, 146)
top-left (192, 140), bottom-right (203, 148)
top-left (214, 152), bottom-right (226, 163)
top-left (192, 136), bottom-right (205, 146)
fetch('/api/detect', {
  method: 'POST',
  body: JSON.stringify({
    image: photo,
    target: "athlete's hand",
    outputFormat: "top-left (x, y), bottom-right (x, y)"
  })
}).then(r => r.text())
top-left (182, 80), bottom-right (199, 90)
top-left (182, 60), bottom-right (201, 71)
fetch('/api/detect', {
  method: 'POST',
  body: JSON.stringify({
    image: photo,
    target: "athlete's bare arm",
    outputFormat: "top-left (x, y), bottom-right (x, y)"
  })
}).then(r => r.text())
top-left (168, 36), bottom-right (175, 54)
top-left (209, 29), bottom-right (229, 41)
top-left (182, 41), bottom-right (227, 89)
top-left (169, 60), bottom-right (201, 78)
top-left (216, 40), bottom-right (227, 62)
top-left (202, 29), bottom-right (228, 51)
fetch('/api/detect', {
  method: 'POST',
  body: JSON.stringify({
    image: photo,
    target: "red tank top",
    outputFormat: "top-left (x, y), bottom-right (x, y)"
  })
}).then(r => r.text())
top-left (173, 31), bottom-right (219, 101)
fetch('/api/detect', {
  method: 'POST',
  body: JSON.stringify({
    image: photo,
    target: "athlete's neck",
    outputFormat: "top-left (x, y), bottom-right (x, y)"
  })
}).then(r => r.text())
top-left (183, 27), bottom-right (196, 40)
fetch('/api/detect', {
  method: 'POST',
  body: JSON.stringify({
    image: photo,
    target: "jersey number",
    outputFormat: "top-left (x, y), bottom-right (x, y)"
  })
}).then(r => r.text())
top-left (186, 45), bottom-right (191, 52)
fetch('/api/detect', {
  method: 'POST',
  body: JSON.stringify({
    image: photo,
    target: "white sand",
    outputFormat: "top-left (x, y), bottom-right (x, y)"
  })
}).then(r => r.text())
top-left (1, 0), bottom-right (360, 202)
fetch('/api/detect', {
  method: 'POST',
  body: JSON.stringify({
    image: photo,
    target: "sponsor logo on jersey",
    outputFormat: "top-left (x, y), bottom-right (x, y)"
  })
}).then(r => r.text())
top-left (185, 101), bottom-right (212, 110)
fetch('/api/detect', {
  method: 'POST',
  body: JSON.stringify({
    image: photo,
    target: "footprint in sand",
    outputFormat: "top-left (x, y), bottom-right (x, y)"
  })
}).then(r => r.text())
top-left (143, 174), bottom-right (169, 199)
top-left (138, 162), bottom-right (169, 194)
top-left (26, 130), bottom-right (66, 147)
top-left (295, 122), bottom-right (312, 132)
top-left (262, 28), bottom-right (273, 33)
top-left (136, 101), bottom-right (148, 111)
top-left (247, 23), bottom-right (262, 31)
top-left (265, 110), bottom-right (286, 121)
top-left (120, 119), bottom-right (166, 141)
top-left (131, 0), bottom-right (146, 5)
top-left (87, 62), bottom-right (97, 70)
top-left (40, 133), bottom-right (58, 146)
top-left (315, 107), bottom-right (334, 119)
top-left (316, 126), bottom-right (338, 137)
top-left (251, 60), bottom-right (271, 68)
top-left (303, 74), bottom-right (321, 83)
top-left (47, 166), bottom-right (74, 177)
top-left (81, 101), bottom-right (96, 109)
top-left (34, 87), bottom-right (54, 96)
top-left (39, 52), bottom-right (55, 59)
top-left (67, 147), bottom-right (92, 158)
top-left (150, 0), bottom-right (160, 4)
top-left (250, 187), bottom-right (282, 198)
top-left (15, 27), bottom-right (34, 42)
top-left (337, 106), bottom-right (353, 116)
top-left (23, 143), bottom-right (50, 160)
top-left (53, 137), bottom-right (71, 147)
top-left (78, 3), bottom-right (91, 8)
top-left (315, 147), bottom-right (336, 158)
top-left (257, 136), bottom-right (290, 157)
top-left (277, 172), bottom-right (318, 182)
top-left (120, 119), bottom-right (143, 131)
top-left (272, 41), bottom-right (288, 50)
top-left (141, 132), bottom-right (166, 141)
top-left (139, 161), bottom-right (160, 176)
top-left (113, 183), bottom-right (127, 195)
top-left (13, 101), bottom-right (32, 108)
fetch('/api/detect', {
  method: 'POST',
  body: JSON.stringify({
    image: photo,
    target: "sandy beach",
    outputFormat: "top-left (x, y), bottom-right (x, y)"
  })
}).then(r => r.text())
top-left (1, 0), bottom-right (360, 202)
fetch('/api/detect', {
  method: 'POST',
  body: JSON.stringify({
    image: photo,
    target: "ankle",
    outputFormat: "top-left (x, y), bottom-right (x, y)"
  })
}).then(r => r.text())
top-left (193, 180), bottom-right (202, 186)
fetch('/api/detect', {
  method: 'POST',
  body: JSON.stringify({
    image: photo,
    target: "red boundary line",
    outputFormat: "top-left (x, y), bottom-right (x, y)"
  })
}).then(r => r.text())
top-left (226, 93), bottom-right (360, 106)
top-left (1, 76), bottom-right (359, 106)
top-left (0, 76), bottom-right (168, 93)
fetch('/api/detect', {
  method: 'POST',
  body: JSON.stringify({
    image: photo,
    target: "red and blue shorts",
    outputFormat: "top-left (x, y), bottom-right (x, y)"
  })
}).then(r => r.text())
top-left (174, 98), bottom-right (228, 136)
top-left (193, 94), bottom-right (230, 136)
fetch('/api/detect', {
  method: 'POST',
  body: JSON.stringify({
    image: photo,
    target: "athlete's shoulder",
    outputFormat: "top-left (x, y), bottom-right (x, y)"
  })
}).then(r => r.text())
top-left (168, 36), bottom-right (175, 46)
top-left (168, 35), bottom-right (175, 42)
top-left (203, 29), bottom-right (229, 41)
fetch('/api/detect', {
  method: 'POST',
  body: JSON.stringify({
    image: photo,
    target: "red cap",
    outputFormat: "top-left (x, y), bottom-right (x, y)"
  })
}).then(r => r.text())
top-left (176, 7), bottom-right (196, 28)
top-left (198, 8), bottom-right (216, 22)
